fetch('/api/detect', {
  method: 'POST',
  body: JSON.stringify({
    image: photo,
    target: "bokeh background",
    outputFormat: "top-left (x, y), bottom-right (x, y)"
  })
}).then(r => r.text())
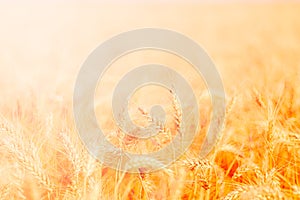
top-left (0, 1), bottom-right (300, 199)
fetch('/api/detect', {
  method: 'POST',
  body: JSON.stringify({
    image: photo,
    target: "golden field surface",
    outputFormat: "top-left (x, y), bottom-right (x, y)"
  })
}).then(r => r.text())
top-left (0, 2), bottom-right (300, 199)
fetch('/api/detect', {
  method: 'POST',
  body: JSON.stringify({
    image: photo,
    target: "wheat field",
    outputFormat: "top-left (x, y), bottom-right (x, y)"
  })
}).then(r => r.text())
top-left (0, 2), bottom-right (300, 200)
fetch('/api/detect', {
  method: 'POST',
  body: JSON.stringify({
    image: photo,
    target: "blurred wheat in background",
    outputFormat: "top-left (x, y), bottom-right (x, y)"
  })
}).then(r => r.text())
top-left (0, 2), bottom-right (300, 200)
